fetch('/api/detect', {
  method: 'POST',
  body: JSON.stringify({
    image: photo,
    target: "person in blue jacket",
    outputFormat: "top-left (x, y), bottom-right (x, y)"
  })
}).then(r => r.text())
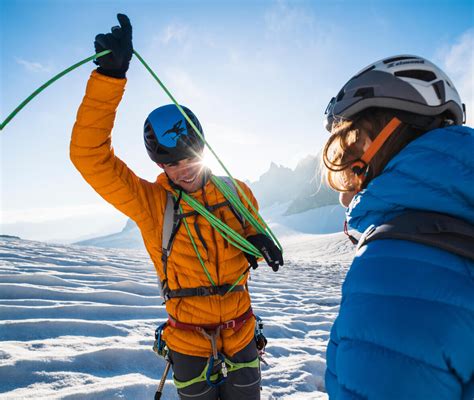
top-left (321, 55), bottom-right (474, 399)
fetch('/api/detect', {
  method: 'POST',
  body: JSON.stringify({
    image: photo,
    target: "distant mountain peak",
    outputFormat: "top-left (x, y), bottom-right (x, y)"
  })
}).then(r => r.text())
top-left (266, 161), bottom-right (291, 173)
top-left (122, 218), bottom-right (138, 233)
top-left (250, 153), bottom-right (338, 213)
top-left (295, 154), bottom-right (319, 170)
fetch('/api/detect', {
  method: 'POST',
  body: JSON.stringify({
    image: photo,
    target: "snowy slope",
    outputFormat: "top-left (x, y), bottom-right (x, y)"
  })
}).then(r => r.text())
top-left (0, 234), bottom-right (354, 399)
top-left (75, 222), bottom-right (145, 250)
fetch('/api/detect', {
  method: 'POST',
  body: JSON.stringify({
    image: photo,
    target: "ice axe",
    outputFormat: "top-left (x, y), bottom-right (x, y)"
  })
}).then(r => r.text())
top-left (154, 360), bottom-right (171, 400)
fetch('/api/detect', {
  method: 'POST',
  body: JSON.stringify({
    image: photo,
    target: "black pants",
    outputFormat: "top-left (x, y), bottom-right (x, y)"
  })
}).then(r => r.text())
top-left (169, 340), bottom-right (261, 400)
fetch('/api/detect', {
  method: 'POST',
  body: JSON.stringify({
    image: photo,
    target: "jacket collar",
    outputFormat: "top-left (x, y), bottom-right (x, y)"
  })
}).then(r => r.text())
top-left (156, 168), bottom-right (212, 196)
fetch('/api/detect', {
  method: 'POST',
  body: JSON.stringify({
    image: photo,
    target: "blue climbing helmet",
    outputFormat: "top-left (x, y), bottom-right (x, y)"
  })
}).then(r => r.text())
top-left (144, 104), bottom-right (204, 164)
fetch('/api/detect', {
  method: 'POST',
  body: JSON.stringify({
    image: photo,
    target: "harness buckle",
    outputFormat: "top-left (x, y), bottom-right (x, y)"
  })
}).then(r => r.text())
top-left (196, 286), bottom-right (211, 296)
top-left (208, 286), bottom-right (218, 295)
top-left (221, 360), bottom-right (228, 378)
top-left (222, 319), bottom-right (236, 329)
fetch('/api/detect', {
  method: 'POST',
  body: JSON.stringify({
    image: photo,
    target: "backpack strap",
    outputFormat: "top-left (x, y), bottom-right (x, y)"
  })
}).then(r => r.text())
top-left (357, 211), bottom-right (474, 261)
top-left (163, 283), bottom-right (246, 301)
top-left (160, 191), bottom-right (182, 296)
top-left (162, 192), bottom-right (178, 259)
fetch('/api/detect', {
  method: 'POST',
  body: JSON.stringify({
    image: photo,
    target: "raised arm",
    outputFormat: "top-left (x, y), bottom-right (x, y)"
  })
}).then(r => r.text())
top-left (70, 14), bottom-right (157, 228)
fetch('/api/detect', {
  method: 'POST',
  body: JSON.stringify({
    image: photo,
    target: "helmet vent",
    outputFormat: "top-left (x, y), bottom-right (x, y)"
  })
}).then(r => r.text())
top-left (354, 87), bottom-right (375, 99)
top-left (336, 89), bottom-right (345, 102)
top-left (383, 56), bottom-right (418, 64)
top-left (156, 147), bottom-right (169, 155)
top-left (395, 70), bottom-right (437, 82)
top-left (144, 122), bottom-right (152, 133)
top-left (433, 80), bottom-right (446, 102)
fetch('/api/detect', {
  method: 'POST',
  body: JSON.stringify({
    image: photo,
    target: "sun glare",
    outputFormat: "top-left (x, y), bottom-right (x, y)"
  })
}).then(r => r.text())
top-left (201, 151), bottom-right (224, 174)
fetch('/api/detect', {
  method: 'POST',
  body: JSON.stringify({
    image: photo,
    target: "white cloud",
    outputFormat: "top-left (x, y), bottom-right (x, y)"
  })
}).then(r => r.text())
top-left (437, 29), bottom-right (474, 126)
top-left (264, 0), bottom-right (314, 35)
top-left (162, 67), bottom-right (210, 105)
top-left (159, 23), bottom-right (189, 44)
top-left (15, 57), bottom-right (52, 73)
top-left (263, 0), bottom-right (335, 52)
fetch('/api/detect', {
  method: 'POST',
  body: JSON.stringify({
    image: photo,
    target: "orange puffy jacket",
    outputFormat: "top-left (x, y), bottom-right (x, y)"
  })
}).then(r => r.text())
top-left (70, 71), bottom-right (259, 357)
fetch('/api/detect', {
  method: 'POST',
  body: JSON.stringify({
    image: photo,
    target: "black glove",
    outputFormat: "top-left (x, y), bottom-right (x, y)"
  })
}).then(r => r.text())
top-left (244, 252), bottom-right (259, 270)
top-left (246, 234), bottom-right (283, 272)
top-left (94, 13), bottom-right (133, 78)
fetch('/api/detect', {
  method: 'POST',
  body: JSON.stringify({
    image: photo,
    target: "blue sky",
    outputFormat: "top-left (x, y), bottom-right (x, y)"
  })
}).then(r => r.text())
top-left (1, 0), bottom-right (473, 241)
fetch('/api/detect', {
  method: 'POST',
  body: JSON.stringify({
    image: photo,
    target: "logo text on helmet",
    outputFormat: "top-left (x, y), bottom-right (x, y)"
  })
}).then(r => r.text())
top-left (387, 60), bottom-right (425, 68)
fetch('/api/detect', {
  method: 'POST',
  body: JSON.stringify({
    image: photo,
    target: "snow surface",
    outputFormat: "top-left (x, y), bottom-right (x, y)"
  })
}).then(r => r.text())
top-left (0, 234), bottom-right (354, 399)
top-left (261, 204), bottom-right (346, 237)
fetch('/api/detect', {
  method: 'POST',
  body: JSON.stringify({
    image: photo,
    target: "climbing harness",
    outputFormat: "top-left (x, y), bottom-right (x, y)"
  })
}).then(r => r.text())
top-left (153, 310), bottom-right (267, 390)
top-left (170, 308), bottom-right (256, 388)
top-left (167, 307), bottom-right (254, 333)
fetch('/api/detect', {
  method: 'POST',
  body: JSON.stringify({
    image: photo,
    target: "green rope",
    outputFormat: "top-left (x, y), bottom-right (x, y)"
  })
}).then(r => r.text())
top-left (211, 176), bottom-right (282, 252)
top-left (179, 191), bottom-right (261, 258)
top-left (211, 176), bottom-right (266, 234)
top-left (226, 270), bottom-right (248, 294)
top-left (178, 198), bottom-right (252, 291)
top-left (179, 204), bottom-right (216, 286)
top-left (0, 50), bottom-right (112, 131)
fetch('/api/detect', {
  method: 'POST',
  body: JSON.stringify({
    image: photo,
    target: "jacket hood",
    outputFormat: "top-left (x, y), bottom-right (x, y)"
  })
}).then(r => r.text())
top-left (347, 125), bottom-right (474, 232)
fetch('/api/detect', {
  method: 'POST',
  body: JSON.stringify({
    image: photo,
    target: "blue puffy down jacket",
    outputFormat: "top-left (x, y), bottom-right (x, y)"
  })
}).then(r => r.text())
top-left (325, 125), bottom-right (474, 400)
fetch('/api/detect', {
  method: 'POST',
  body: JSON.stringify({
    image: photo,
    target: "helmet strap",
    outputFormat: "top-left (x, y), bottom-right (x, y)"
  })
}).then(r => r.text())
top-left (351, 117), bottom-right (402, 179)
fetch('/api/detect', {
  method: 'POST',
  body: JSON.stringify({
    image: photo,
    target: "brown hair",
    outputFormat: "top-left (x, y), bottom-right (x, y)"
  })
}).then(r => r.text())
top-left (322, 109), bottom-right (430, 192)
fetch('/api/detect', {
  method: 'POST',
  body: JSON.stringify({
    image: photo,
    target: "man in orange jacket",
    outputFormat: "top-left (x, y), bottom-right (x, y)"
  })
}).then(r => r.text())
top-left (70, 14), bottom-right (283, 400)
